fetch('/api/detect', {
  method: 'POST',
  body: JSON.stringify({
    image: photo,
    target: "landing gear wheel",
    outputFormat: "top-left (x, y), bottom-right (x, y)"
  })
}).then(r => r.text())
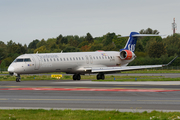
top-left (73, 74), bottom-right (81, 81)
top-left (96, 73), bottom-right (105, 80)
top-left (77, 74), bottom-right (81, 80)
top-left (73, 74), bottom-right (77, 80)
top-left (101, 74), bottom-right (105, 80)
top-left (16, 78), bottom-right (21, 82)
top-left (16, 74), bottom-right (21, 82)
top-left (97, 74), bottom-right (101, 80)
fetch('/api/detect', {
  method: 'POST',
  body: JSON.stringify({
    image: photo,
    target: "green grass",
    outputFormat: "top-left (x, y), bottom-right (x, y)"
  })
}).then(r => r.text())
top-left (1, 75), bottom-right (180, 81)
top-left (0, 109), bottom-right (180, 120)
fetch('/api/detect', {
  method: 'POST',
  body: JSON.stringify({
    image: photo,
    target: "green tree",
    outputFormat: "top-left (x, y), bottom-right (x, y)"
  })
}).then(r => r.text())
top-left (3, 57), bottom-right (13, 67)
top-left (0, 60), bottom-right (6, 72)
top-left (34, 46), bottom-right (46, 53)
top-left (85, 33), bottom-right (93, 43)
top-left (36, 39), bottom-right (46, 48)
top-left (63, 46), bottom-right (80, 52)
top-left (103, 33), bottom-right (115, 46)
top-left (112, 35), bottom-right (127, 49)
top-left (28, 39), bottom-right (40, 49)
top-left (56, 34), bottom-right (63, 44)
top-left (90, 44), bottom-right (103, 51)
top-left (61, 37), bottom-right (68, 44)
top-left (148, 41), bottom-right (166, 58)
top-left (139, 28), bottom-right (159, 34)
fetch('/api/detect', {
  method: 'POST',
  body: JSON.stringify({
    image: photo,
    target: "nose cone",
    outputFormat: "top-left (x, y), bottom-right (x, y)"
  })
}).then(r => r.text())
top-left (8, 66), bottom-right (14, 73)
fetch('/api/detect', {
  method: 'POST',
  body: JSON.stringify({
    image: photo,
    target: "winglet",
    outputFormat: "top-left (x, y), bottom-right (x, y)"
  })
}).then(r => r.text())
top-left (163, 56), bottom-right (178, 66)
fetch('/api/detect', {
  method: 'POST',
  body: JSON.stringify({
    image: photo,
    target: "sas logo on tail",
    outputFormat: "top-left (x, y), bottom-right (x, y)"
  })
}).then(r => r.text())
top-left (128, 44), bottom-right (135, 52)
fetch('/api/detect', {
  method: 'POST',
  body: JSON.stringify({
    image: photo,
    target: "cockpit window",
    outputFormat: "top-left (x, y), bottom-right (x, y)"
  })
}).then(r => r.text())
top-left (24, 58), bottom-right (31, 62)
top-left (15, 59), bottom-right (23, 62)
top-left (14, 58), bottom-right (31, 62)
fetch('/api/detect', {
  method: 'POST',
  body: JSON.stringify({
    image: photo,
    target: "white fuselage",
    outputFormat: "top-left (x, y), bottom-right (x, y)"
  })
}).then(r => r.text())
top-left (8, 51), bottom-right (134, 75)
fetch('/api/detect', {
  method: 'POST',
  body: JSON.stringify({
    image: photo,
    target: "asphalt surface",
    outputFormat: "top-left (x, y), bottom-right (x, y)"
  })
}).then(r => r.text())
top-left (1, 77), bottom-right (180, 112)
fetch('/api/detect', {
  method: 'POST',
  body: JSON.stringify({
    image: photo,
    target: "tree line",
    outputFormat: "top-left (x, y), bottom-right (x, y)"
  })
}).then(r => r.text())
top-left (0, 28), bottom-right (180, 69)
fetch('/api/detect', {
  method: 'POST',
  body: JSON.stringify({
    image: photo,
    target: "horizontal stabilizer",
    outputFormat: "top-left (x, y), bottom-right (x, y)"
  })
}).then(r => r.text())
top-left (119, 34), bottom-right (162, 38)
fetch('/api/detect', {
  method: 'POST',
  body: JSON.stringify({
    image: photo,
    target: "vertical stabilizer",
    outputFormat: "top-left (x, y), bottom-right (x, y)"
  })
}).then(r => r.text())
top-left (124, 32), bottom-right (139, 52)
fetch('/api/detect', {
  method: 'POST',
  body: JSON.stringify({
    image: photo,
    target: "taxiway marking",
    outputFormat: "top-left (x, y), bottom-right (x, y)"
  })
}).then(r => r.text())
top-left (0, 87), bottom-right (180, 92)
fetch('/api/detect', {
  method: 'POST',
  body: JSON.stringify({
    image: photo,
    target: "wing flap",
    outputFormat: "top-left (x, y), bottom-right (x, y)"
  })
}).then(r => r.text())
top-left (91, 65), bottom-right (163, 73)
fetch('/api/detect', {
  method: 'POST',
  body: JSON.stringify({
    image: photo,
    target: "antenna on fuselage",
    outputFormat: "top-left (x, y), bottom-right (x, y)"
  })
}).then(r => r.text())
top-left (36, 51), bottom-right (38, 54)
top-left (61, 50), bottom-right (63, 53)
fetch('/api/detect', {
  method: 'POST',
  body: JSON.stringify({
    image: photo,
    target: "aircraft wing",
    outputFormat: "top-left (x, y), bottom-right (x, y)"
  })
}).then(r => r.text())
top-left (90, 56), bottom-right (178, 73)
top-left (91, 65), bottom-right (163, 73)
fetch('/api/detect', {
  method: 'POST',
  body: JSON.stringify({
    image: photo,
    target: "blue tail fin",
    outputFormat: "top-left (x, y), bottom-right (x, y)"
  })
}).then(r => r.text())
top-left (121, 32), bottom-right (160, 52)
top-left (124, 32), bottom-right (139, 52)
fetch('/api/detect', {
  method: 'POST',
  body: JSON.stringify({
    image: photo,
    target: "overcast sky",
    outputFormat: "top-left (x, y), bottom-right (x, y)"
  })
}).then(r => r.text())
top-left (0, 0), bottom-right (180, 45)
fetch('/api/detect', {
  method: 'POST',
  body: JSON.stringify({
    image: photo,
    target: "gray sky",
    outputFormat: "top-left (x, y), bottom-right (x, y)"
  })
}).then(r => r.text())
top-left (0, 0), bottom-right (180, 45)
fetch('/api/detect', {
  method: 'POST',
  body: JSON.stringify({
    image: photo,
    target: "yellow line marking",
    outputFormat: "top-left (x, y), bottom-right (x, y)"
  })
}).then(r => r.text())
top-left (0, 99), bottom-right (8, 100)
top-left (17, 99), bottom-right (130, 102)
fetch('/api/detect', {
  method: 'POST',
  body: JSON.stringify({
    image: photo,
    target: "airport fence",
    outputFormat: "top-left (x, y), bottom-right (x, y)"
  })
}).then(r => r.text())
top-left (0, 68), bottom-right (8, 72)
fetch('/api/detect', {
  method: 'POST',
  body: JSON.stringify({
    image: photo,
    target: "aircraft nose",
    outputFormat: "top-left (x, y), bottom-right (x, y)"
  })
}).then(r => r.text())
top-left (8, 66), bottom-right (14, 73)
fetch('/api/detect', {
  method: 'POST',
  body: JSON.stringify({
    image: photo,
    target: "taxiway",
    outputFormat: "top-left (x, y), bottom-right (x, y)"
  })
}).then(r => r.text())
top-left (0, 79), bottom-right (180, 112)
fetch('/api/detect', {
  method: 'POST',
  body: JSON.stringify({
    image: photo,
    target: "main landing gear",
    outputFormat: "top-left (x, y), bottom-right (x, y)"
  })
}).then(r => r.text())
top-left (73, 74), bottom-right (81, 80)
top-left (16, 74), bottom-right (21, 82)
top-left (96, 73), bottom-right (105, 80)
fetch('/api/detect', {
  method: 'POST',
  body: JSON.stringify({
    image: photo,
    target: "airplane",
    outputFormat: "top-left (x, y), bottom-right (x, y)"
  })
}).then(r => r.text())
top-left (8, 32), bottom-right (177, 82)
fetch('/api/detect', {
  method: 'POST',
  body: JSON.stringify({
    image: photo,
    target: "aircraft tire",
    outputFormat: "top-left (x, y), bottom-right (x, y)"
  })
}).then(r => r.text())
top-left (73, 74), bottom-right (77, 80)
top-left (16, 78), bottom-right (21, 82)
top-left (97, 74), bottom-right (100, 80)
top-left (77, 74), bottom-right (81, 80)
top-left (101, 74), bottom-right (105, 80)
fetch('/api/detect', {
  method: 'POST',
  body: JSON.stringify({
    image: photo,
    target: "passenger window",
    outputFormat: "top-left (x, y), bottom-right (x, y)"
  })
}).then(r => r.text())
top-left (60, 58), bottom-right (62, 61)
top-left (50, 58), bottom-right (52, 61)
top-left (79, 57), bottom-right (81, 60)
top-left (96, 56), bottom-right (98, 59)
top-left (82, 57), bottom-right (84, 60)
top-left (57, 58), bottom-right (59, 61)
top-left (67, 58), bottom-right (69, 61)
top-left (99, 56), bottom-right (101, 59)
top-left (73, 57), bottom-right (75, 60)
top-left (76, 57), bottom-right (78, 60)
top-left (47, 59), bottom-right (49, 62)
top-left (102, 56), bottom-right (104, 59)
top-left (70, 58), bottom-right (72, 61)
top-left (63, 58), bottom-right (65, 61)
top-left (44, 59), bottom-right (46, 62)
top-left (93, 56), bottom-right (95, 59)
top-left (54, 58), bottom-right (56, 61)
top-left (105, 56), bottom-right (107, 59)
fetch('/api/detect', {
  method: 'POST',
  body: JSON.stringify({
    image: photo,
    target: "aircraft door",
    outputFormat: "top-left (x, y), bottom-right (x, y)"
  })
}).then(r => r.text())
top-left (89, 55), bottom-right (93, 64)
top-left (31, 55), bottom-right (40, 70)
top-left (85, 55), bottom-right (89, 64)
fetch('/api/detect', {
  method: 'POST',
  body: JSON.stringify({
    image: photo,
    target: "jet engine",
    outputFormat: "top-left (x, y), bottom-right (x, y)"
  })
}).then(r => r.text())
top-left (119, 50), bottom-right (135, 60)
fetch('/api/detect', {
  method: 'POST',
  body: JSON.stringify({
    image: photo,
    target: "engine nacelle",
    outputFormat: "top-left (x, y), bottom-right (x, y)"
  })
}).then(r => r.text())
top-left (119, 50), bottom-right (134, 60)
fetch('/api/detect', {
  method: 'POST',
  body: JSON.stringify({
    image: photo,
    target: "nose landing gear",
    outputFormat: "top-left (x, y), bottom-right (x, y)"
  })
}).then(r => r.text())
top-left (16, 74), bottom-right (21, 82)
